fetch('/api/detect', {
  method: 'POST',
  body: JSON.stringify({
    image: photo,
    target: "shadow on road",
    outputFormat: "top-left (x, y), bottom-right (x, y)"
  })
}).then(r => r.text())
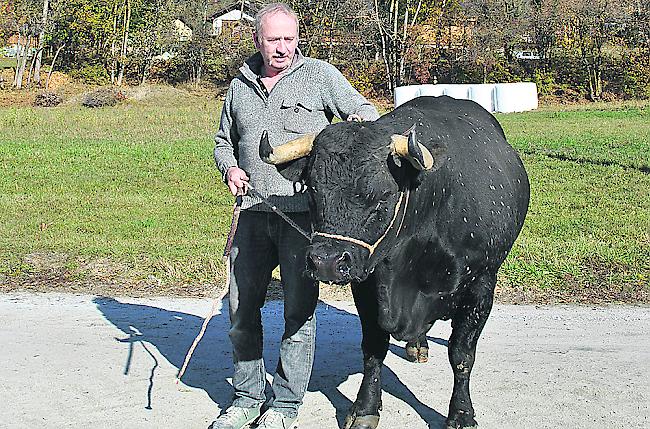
top-left (94, 296), bottom-right (447, 428)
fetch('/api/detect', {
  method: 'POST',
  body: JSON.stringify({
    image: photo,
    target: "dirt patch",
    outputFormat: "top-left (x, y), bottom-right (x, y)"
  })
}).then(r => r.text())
top-left (0, 86), bottom-right (34, 107)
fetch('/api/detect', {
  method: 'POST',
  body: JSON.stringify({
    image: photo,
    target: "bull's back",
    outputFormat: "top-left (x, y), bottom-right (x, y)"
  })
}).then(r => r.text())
top-left (384, 96), bottom-right (529, 264)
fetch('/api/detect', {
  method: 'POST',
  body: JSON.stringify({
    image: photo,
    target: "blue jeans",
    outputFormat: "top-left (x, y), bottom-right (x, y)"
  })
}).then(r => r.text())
top-left (227, 211), bottom-right (318, 419)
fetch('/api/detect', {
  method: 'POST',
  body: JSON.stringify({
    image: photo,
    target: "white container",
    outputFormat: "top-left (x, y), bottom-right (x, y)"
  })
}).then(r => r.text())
top-left (394, 85), bottom-right (423, 107)
top-left (493, 82), bottom-right (538, 113)
top-left (443, 84), bottom-right (471, 100)
top-left (468, 84), bottom-right (496, 112)
top-left (393, 83), bottom-right (539, 113)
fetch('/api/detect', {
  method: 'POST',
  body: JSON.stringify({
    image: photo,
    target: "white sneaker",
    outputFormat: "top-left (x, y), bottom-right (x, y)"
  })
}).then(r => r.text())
top-left (254, 409), bottom-right (298, 429)
top-left (209, 405), bottom-right (261, 429)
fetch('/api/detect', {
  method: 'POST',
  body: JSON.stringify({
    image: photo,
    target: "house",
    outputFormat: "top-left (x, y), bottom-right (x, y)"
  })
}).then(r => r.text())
top-left (174, 19), bottom-right (193, 42)
top-left (3, 34), bottom-right (39, 58)
top-left (208, 0), bottom-right (259, 36)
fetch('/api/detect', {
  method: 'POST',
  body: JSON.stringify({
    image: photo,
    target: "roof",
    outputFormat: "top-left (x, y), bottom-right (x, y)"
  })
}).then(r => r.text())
top-left (208, 0), bottom-right (261, 20)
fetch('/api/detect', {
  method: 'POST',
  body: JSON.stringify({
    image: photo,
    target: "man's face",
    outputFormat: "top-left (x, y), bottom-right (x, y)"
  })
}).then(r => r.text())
top-left (254, 12), bottom-right (298, 75)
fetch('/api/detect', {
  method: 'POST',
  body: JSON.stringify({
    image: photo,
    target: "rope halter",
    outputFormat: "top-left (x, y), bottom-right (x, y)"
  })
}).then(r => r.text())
top-left (313, 190), bottom-right (409, 256)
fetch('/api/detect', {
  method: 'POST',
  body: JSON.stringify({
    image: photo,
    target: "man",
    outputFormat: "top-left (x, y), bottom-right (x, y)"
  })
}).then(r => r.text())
top-left (211, 3), bottom-right (379, 429)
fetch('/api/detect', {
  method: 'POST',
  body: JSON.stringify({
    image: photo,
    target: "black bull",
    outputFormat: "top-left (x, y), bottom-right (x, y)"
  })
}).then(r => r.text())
top-left (260, 96), bottom-right (530, 429)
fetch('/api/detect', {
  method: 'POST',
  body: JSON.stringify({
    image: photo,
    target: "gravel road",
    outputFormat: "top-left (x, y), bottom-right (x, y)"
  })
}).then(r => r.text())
top-left (1, 292), bottom-right (648, 428)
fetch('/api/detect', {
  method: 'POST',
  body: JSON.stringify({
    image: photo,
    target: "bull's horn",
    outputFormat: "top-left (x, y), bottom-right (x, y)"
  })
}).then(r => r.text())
top-left (259, 130), bottom-right (316, 165)
top-left (390, 128), bottom-right (434, 170)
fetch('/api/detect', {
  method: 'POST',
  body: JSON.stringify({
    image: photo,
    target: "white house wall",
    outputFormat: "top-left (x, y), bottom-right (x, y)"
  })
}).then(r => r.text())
top-left (212, 10), bottom-right (255, 36)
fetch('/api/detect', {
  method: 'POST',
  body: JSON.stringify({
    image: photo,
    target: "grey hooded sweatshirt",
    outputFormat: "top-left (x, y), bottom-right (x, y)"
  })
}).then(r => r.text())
top-left (213, 49), bottom-right (380, 212)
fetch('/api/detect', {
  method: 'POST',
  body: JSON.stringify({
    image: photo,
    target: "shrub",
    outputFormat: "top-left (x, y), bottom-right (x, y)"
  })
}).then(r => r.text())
top-left (81, 87), bottom-right (126, 108)
top-left (69, 64), bottom-right (111, 85)
top-left (340, 61), bottom-right (387, 98)
top-left (614, 52), bottom-right (650, 99)
top-left (34, 92), bottom-right (62, 107)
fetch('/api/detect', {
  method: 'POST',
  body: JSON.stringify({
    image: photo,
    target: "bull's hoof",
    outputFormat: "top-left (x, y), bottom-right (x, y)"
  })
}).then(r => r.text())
top-left (417, 346), bottom-right (429, 363)
top-left (405, 345), bottom-right (419, 362)
top-left (406, 345), bottom-right (429, 363)
top-left (343, 413), bottom-right (380, 429)
top-left (445, 414), bottom-right (478, 429)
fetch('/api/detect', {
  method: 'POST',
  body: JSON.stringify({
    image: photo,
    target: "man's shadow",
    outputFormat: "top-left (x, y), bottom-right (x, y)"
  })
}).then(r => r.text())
top-left (94, 297), bottom-right (447, 428)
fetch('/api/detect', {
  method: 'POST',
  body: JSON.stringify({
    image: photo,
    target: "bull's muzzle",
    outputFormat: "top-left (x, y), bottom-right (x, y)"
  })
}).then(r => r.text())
top-left (305, 246), bottom-right (353, 284)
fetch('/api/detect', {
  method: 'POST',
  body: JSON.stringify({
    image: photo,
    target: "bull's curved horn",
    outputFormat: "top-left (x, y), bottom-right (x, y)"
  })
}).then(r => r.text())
top-left (390, 128), bottom-right (434, 170)
top-left (259, 130), bottom-right (316, 165)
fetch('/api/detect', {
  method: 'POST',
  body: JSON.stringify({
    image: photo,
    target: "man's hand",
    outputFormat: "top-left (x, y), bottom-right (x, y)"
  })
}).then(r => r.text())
top-left (226, 166), bottom-right (249, 196)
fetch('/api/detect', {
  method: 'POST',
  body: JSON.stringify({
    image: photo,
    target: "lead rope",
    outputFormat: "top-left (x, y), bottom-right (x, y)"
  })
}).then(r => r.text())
top-left (246, 183), bottom-right (312, 241)
top-left (175, 194), bottom-right (243, 384)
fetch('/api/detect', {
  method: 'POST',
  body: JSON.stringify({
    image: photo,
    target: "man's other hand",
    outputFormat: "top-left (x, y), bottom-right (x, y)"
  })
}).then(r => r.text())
top-left (226, 166), bottom-right (249, 196)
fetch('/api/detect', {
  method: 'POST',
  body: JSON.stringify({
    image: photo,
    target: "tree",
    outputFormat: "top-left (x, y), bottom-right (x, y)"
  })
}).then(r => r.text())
top-left (173, 0), bottom-right (213, 86)
top-left (32, 0), bottom-right (49, 84)
top-left (49, 0), bottom-right (114, 71)
top-left (372, 0), bottom-right (426, 94)
top-left (463, 0), bottom-right (533, 82)
top-left (561, 0), bottom-right (631, 100)
top-left (2, 0), bottom-right (41, 88)
top-left (127, 0), bottom-right (176, 84)
top-left (530, 0), bottom-right (563, 64)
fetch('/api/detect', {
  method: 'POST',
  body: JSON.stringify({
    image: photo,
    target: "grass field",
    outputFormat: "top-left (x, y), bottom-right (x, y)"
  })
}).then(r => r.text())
top-left (0, 88), bottom-right (648, 302)
top-left (0, 57), bottom-right (17, 69)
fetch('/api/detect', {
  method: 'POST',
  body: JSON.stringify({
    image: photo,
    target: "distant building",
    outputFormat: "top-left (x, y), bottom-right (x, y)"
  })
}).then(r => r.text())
top-left (174, 19), bottom-right (193, 42)
top-left (513, 50), bottom-right (541, 60)
top-left (3, 34), bottom-right (39, 57)
top-left (209, 0), bottom-right (258, 36)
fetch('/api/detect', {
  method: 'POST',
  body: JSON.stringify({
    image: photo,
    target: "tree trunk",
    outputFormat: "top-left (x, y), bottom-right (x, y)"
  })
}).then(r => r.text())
top-left (111, 0), bottom-right (119, 84)
top-left (117, 0), bottom-right (131, 86)
top-left (34, 0), bottom-right (50, 85)
top-left (46, 44), bottom-right (65, 90)
top-left (13, 34), bottom-right (22, 88)
top-left (374, 0), bottom-right (393, 94)
top-left (140, 56), bottom-right (153, 85)
top-left (27, 47), bottom-right (43, 88)
top-left (327, 10), bottom-right (338, 63)
top-left (15, 36), bottom-right (31, 89)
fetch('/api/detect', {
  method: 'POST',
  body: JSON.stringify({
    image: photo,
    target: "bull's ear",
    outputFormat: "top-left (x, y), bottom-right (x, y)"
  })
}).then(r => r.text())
top-left (276, 157), bottom-right (310, 183)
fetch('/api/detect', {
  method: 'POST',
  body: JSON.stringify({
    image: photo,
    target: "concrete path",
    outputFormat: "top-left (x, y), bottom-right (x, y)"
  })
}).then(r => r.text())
top-left (0, 292), bottom-right (648, 428)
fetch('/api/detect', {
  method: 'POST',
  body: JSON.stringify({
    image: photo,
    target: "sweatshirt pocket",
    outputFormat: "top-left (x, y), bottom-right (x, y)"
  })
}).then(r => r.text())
top-left (281, 98), bottom-right (316, 134)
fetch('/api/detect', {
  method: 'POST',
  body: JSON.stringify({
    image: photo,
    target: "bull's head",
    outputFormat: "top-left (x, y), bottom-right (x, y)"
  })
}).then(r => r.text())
top-left (260, 122), bottom-right (447, 284)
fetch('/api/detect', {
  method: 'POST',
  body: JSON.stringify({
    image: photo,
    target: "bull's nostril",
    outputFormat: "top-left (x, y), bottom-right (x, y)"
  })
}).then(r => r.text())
top-left (306, 253), bottom-right (318, 272)
top-left (336, 252), bottom-right (352, 276)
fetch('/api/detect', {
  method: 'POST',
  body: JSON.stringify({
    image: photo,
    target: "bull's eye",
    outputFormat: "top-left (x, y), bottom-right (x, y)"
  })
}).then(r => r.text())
top-left (367, 208), bottom-right (385, 224)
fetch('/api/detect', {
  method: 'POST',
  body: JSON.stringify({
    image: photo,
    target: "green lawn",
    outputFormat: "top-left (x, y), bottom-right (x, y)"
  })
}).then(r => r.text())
top-left (0, 57), bottom-right (17, 69)
top-left (497, 106), bottom-right (649, 298)
top-left (0, 92), bottom-right (648, 300)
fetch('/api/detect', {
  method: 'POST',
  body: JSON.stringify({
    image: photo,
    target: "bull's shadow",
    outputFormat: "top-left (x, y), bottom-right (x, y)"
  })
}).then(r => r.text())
top-left (94, 296), bottom-right (447, 428)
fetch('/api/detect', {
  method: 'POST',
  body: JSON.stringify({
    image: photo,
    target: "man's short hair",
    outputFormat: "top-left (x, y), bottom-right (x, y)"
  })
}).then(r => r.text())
top-left (254, 3), bottom-right (299, 40)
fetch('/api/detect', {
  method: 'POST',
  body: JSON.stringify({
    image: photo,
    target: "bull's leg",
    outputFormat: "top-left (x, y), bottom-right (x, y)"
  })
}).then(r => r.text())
top-left (344, 282), bottom-right (389, 429)
top-left (446, 273), bottom-right (495, 429)
top-left (406, 330), bottom-right (430, 363)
